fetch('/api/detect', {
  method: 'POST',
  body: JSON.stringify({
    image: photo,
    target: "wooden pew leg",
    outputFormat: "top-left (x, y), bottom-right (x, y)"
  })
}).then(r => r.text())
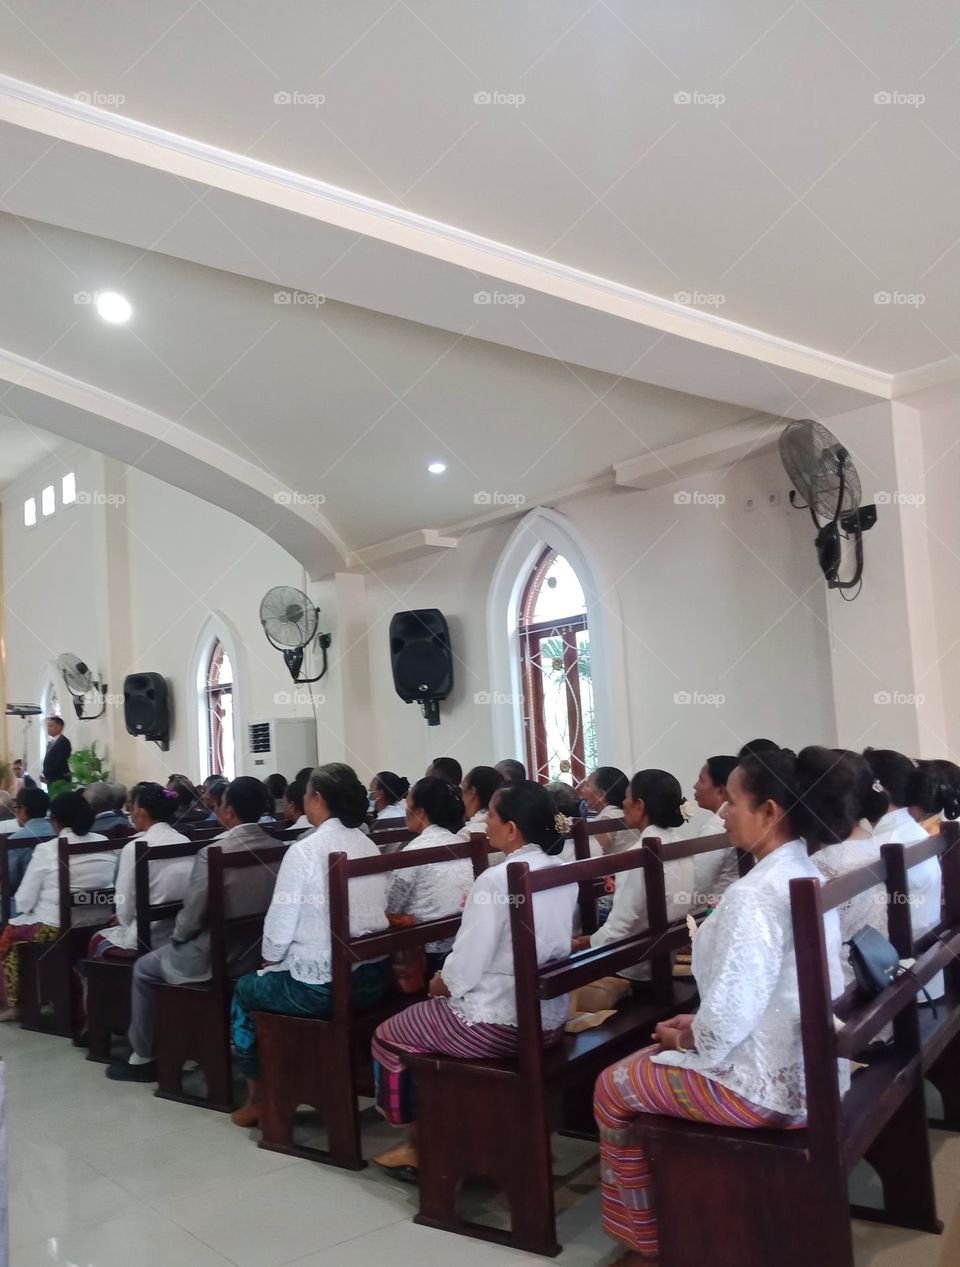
top-left (643, 1127), bottom-right (855, 1267)
top-left (256, 1013), bottom-right (363, 1169)
top-left (855, 1084), bottom-right (941, 1234)
top-left (154, 989), bottom-right (235, 1112)
top-left (927, 1039), bottom-right (960, 1131)
top-left (412, 1068), bottom-right (560, 1257)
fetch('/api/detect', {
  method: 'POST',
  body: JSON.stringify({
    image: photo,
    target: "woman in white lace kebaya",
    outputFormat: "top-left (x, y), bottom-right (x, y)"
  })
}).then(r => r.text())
top-left (388, 776), bottom-right (472, 974)
top-left (371, 781), bottom-right (578, 1181)
top-left (229, 764), bottom-right (391, 1128)
top-left (811, 752), bottom-right (890, 989)
top-left (594, 747), bottom-right (852, 1264)
top-left (865, 747), bottom-right (948, 1000)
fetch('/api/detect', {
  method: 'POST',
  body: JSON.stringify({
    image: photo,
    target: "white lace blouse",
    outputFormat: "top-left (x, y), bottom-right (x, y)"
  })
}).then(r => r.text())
top-left (261, 817), bottom-right (390, 985)
top-left (442, 843), bottom-right (577, 1029)
top-left (653, 839), bottom-right (850, 1117)
top-left (871, 807), bottom-right (944, 998)
top-left (388, 823), bottom-right (475, 954)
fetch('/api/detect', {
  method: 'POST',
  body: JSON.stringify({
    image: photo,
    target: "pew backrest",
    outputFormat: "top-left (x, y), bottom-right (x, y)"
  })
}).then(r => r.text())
top-left (328, 835), bottom-right (489, 1022)
top-left (133, 838), bottom-right (205, 953)
top-left (506, 844), bottom-right (679, 1085)
top-left (790, 849), bottom-right (960, 1162)
top-left (57, 836), bottom-right (122, 930)
top-left (207, 842), bottom-right (290, 993)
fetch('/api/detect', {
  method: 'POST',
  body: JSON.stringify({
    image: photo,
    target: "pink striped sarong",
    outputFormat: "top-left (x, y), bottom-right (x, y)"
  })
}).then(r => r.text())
top-left (372, 997), bottom-right (563, 1125)
top-left (594, 1045), bottom-right (804, 1257)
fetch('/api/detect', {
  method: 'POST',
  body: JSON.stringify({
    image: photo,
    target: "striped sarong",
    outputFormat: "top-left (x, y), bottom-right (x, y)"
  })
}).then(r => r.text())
top-left (594, 1045), bottom-right (804, 1257)
top-left (372, 997), bottom-right (563, 1125)
top-left (0, 922), bottom-right (58, 1009)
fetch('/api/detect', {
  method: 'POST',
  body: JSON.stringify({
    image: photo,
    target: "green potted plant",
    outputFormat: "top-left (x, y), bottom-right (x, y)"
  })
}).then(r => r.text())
top-left (49, 742), bottom-right (111, 800)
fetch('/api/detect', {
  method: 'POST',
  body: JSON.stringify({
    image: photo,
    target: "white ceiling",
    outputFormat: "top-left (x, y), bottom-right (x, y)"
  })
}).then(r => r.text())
top-left (0, 212), bottom-right (758, 548)
top-left (0, 414), bottom-right (63, 490)
top-left (0, 0), bottom-right (957, 372)
top-left (0, 2), bottom-right (956, 567)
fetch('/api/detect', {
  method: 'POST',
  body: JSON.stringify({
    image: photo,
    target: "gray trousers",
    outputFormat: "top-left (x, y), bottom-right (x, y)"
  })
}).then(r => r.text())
top-left (128, 949), bottom-right (167, 1059)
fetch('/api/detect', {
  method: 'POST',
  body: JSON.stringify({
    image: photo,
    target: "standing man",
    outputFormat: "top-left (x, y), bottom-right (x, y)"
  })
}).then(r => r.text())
top-left (41, 717), bottom-right (71, 787)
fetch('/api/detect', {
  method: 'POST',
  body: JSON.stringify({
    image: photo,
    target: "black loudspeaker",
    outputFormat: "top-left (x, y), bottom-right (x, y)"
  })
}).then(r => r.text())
top-left (124, 672), bottom-right (170, 749)
top-left (389, 609), bottom-right (453, 726)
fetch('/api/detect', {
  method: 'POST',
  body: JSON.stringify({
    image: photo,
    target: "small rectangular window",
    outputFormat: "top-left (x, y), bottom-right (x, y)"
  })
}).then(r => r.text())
top-left (24, 497), bottom-right (37, 527)
top-left (41, 485), bottom-right (55, 517)
top-left (62, 472), bottom-right (76, 505)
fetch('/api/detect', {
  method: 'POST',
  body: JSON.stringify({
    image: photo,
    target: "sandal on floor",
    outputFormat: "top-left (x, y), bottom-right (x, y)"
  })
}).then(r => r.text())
top-left (372, 1142), bottom-right (419, 1184)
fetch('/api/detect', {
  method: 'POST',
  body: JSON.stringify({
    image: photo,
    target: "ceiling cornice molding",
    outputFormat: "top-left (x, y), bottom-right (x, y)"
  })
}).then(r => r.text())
top-left (614, 416), bottom-right (781, 490)
top-left (0, 74), bottom-right (896, 409)
top-left (0, 346), bottom-right (348, 577)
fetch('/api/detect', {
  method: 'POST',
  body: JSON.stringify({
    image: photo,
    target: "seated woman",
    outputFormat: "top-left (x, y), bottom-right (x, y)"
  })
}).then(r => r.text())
top-left (87, 783), bottom-right (193, 960)
top-left (166, 774), bottom-right (209, 829)
top-left (913, 757), bottom-right (960, 835)
top-left (369, 771), bottom-right (410, 826)
top-left (811, 752), bottom-right (889, 990)
top-left (594, 747), bottom-right (851, 1265)
top-left (459, 765), bottom-right (503, 836)
top-left (580, 770), bottom-right (692, 975)
top-left (690, 754), bottom-right (740, 906)
top-left (229, 763), bottom-right (391, 1127)
top-left (865, 747), bottom-right (948, 1000)
top-left (281, 778), bottom-right (310, 832)
top-left (0, 792), bottom-right (116, 1021)
top-left (371, 781), bottom-right (578, 1180)
top-left (579, 766), bottom-right (641, 855)
top-left (389, 777), bottom-right (472, 975)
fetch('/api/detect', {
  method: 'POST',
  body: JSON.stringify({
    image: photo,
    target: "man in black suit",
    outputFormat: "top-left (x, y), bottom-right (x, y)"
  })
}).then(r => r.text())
top-left (42, 716), bottom-right (72, 785)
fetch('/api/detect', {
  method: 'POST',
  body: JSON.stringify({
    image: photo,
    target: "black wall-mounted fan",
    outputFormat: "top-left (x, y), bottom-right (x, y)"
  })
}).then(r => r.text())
top-left (259, 586), bottom-right (332, 683)
top-left (779, 419), bottom-right (877, 594)
top-left (56, 652), bottom-right (107, 719)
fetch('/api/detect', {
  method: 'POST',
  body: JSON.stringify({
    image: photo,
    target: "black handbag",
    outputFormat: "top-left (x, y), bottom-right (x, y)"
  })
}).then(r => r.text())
top-left (847, 925), bottom-right (936, 1014)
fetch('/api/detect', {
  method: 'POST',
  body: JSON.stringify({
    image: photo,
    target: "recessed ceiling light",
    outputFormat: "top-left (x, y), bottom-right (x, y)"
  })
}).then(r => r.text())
top-left (96, 291), bottom-right (132, 324)
top-left (427, 462), bottom-right (447, 475)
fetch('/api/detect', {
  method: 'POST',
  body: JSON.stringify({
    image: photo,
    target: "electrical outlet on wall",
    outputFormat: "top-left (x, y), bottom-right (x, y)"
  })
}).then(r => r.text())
top-left (767, 491), bottom-right (782, 507)
top-left (744, 497), bottom-right (756, 511)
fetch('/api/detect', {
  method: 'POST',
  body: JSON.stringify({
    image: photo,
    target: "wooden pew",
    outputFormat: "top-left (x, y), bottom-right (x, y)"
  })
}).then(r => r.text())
top-left (369, 826), bottom-right (415, 853)
top-left (17, 836), bottom-right (120, 1037)
top-left (254, 835), bottom-right (489, 1170)
top-left (574, 823), bottom-right (746, 936)
top-left (389, 844), bottom-right (697, 1256)
top-left (882, 820), bottom-right (960, 1129)
top-left (83, 838), bottom-right (203, 1062)
top-left (624, 855), bottom-right (953, 1267)
top-left (152, 841), bottom-right (289, 1111)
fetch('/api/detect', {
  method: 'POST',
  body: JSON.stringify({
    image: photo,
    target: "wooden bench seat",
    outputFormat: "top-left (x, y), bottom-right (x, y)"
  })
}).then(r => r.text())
top-left (83, 837), bottom-right (203, 1062)
top-left (254, 835), bottom-right (489, 1170)
top-left (152, 841), bottom-right (288, 1111)
top-left (17, 836), bottom-right (121, 1038)
top-left (388, 842), bottom-right (698, 1256)
top-left (623, 854), bottom-right (954, 1267)
top-left (880, 822), bottom-right (960, 1129)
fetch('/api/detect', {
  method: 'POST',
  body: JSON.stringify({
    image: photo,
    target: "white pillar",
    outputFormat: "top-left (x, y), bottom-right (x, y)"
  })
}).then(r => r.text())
top-left (823, 401), bottom-right (946, 757)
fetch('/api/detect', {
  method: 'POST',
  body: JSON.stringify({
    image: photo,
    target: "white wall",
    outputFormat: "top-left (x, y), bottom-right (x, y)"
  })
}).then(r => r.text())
top-left (9, 413), bottom-right (954, 797)
top-left (1, 451), bottom-right (314, 785)
top-left (355, 448), bottom-right (836, 790)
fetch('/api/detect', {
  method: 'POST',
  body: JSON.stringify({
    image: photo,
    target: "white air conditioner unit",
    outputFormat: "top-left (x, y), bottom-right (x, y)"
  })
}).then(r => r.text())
top-left (246, 718), bottom-right (318, 775)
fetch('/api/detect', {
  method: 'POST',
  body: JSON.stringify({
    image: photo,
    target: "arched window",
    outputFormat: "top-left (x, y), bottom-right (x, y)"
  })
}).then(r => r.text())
top-left (203, 640), bottom-right (236, 780)
top-left (518, 549), bottom-right (597, 784)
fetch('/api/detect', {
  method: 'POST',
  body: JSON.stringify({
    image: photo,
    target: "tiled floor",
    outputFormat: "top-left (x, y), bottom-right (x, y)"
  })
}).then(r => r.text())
top-left (1, 1023), bottom-right (957, 1266)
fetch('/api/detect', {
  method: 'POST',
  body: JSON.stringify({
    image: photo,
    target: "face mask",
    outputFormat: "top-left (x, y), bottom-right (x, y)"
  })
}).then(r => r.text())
top-left (368, 793), bottom-right (376, 811)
